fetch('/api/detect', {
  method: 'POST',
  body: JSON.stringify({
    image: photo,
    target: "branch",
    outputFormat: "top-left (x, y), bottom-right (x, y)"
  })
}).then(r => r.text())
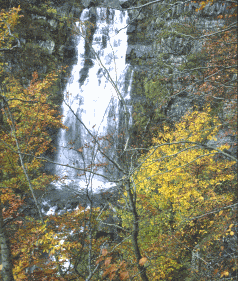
top-left (2, 97), bottom-right (44, 223)
top-left (0, 23), bottom-right (21, 52)
top-left (63, 99), bottom-right (124, 173)
top-left (0, 139), bottom-right (122, 183)
top-left (127, 0), bottom-right (191, 10)
top-left (137, 152), bottom-right (217, 185)
top-left (3, 206), bottom-right (32, 228)
top-left (173, 22), bottom-right (237, 40)
top-left (186, 203), bottom-right (238, 221)
top-left (85, 264), bottom-right (100, 281)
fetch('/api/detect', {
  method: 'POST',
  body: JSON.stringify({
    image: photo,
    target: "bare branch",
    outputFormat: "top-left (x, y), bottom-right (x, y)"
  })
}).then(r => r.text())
top-left (186, 203), bottom-right (238, 221)
top-left (64, 99), bottom-right (124, 173)
top-left (0, 23), bottom-right (21, 52)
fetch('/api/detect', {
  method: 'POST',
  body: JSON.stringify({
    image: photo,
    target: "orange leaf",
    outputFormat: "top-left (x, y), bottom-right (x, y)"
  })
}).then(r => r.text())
top-left (139, 257), bottom-right (147, 266)
top-left (213, 268), bottom-right (219, 275)
top-left (110, 264), bottom-right (117, 272)
top-left (120, 271), bottom-right (129, 280)
top-left (102, 248), bottom-right (108, 256)
top-left (105, 257), bottom-right (112, 266)
top-left (119, 261), bottom-right (126, 269)
top-left (109, 271), bottom-right (116, 280)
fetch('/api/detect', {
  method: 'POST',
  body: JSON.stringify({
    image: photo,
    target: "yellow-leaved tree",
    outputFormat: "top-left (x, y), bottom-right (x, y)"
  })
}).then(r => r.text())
top-left (118, 106), bottom-right (237, 280)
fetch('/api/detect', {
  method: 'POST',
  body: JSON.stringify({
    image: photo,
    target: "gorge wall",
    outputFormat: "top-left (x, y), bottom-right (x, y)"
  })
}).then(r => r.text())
top-left (124, 0), bottom-right (236, 150)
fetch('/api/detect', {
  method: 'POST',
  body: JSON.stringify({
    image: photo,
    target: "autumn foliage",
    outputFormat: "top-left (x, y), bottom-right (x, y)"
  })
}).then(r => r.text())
top-left (0, 1), bottom-right (237, 281)
top-left (129, 108), bottom-right (236, 280)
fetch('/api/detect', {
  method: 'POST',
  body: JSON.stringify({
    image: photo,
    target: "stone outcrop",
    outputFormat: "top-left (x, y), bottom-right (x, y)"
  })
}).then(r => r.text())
top-left (1, 0), bottom-right (85, 88)
top-left (125, 0), bottom-right (235, 125)
top-left (38, 40), bottom-right (55, 55)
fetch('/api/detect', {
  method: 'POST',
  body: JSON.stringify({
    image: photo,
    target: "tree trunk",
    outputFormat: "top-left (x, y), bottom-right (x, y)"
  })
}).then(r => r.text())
top-left (0, 83), bottom-right (14, 281)
top-left (125, 180), bottom-right (149, 281)
top-left (0, 197), bottom-right (15, 281)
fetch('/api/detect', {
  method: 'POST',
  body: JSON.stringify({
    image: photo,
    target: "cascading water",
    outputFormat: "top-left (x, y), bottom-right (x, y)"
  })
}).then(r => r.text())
top-left (53, 8), bottom-right (131, 194)
top-left (33, 10), bottom-right (132, 273)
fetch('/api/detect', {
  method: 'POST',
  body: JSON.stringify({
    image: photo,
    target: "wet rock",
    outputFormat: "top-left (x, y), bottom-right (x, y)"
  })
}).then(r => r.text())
top-left (82, 0), bottom-right (99, 8)
top-left (56, 202), bottom-right (65, 211)
top-left (126, 45), bottom-right (154, 59)
top-left (66, 203), bottom-right (72, 209)
top-left (166, 94), bottom-right (192, 122)
top-left (71, 201), bottom-right (79, 209)
top-left (42, 205), bottom-right (50, 213)
top-left (63, 45), bottom-right (76, 59)
top-left (119, 0), bottom-right (131, 9)
top-left (38, 40), bottom-right (55, 55)
top-left (48, 19), bottom-right (57, 29)
top-left (127, 23), bottom-right (136, 34)
top-left (71, 6), bottom-right (82, 18)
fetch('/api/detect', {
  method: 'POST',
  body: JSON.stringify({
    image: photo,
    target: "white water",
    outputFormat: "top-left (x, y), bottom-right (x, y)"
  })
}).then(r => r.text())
top-left (53, 8), bottom-right (130, 193)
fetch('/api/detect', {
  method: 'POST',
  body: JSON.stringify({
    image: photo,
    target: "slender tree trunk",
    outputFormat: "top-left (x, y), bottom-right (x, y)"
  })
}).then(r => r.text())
top-left (125, 180), bottom-right (149, 281)
top-left (0, 196), bottom-right (15, 281)
top-left (0, 92), bottom-right (14, 280)
top-left (3, 99), bottom-right (43, 222)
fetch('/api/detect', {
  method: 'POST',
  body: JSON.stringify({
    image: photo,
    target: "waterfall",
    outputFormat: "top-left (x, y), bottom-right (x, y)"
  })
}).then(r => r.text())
top-left (53, 8), bottom-right (130, 194)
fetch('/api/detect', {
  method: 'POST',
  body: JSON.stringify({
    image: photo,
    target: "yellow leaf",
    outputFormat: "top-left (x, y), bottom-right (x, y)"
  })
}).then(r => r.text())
top-left (230, 231), bottom-right (234, 236)
top-left (221, 270), bottom-right (229, 277)
top-left (50, 248), bottom-right (55, 255)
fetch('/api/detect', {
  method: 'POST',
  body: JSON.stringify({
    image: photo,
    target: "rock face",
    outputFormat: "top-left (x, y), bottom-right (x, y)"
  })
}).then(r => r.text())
top-left (38, 40), bottom-right (55, 55)
top-left (124, 0), bottom-right (236, 154)
top-left (1, 1), bottom-right (84, 88)
top-left (125, 1), bottom-right (230, 115)
top-left (119, 0), bottom-right (133, 8)
top-left (82, 0), bottom-right (99, 8)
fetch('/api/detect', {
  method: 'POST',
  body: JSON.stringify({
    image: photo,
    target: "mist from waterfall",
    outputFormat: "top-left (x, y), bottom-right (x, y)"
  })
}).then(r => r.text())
top-left (53, 8), bottom-right (131, 193)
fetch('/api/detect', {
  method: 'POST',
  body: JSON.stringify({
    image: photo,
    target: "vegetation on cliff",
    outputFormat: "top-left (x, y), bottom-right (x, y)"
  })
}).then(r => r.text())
top-left (0, 0), bottom-right (237, 280)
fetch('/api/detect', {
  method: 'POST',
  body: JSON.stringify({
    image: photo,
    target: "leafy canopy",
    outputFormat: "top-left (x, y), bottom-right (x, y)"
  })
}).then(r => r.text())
top-left (119, 107), bottom-right (236, 280)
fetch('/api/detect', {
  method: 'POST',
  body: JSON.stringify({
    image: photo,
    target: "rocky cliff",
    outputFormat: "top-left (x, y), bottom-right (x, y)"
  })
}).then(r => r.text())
top-left (123, 0), bottom-right (236, 153)
top-left (1, 0), bottom-right (84, 90)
